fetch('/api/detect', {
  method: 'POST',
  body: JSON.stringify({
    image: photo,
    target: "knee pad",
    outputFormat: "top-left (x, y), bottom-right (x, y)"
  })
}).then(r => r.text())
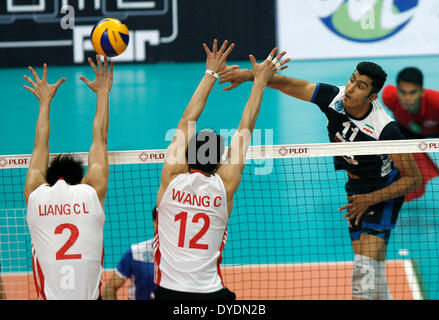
top-left (352, 255), bottom-right (379, 300)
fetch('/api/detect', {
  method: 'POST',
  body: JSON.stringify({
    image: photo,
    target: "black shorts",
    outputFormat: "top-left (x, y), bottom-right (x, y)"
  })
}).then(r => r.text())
top-left (346, 169), bottom-right (404, 243)
top-left (153, 285), bottom-right (236, 301)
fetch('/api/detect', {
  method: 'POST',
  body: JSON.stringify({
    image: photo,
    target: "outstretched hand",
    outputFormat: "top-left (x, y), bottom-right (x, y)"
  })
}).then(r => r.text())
top-left (24, 64), bottom-right (66, 102)
top-left (203, 39), bottom-right (237, 75)
top-left (80, 54), bottom-right (114, 95)
top-left (250, 48), bottom-right (290, 84)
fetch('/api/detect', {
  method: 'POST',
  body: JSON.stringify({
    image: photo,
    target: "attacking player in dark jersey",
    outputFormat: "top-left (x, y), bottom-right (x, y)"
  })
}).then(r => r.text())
top-left (220, 61), bottom-right (422, 300)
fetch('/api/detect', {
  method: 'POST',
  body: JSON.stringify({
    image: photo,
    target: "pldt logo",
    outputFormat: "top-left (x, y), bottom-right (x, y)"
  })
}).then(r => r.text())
top-left (313, 0), bottom-right (419, 42)
top-left (0, 0), bottom-right (179, 63)
top-left (0, 157), bottom-right (29, 167)
top-left (418, 141), bottom-right (439, 151)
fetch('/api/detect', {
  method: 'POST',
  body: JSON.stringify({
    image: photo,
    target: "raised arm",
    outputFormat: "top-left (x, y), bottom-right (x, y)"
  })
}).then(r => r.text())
top-left (217, 49), bottom-right (290, 215)
top-left (24, 64), bottom-right (66, 204)
top-left (80, 55), bottom-right (113, 208)
top-left (157, 40), bottom-right (236, 202)
top-left (219, 65), bottom-right (316, 102)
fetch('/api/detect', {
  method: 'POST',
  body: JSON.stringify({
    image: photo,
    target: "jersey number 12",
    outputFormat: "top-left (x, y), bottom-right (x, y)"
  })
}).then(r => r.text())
top-left (174, 211), bottom-right (210, 250)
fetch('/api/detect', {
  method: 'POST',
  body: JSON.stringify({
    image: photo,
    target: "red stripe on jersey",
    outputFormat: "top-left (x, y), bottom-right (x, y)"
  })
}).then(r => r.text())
top-left (153, 231), bottom-right (162, 285)
top-left (31, 250), bottom-right (42, 299)
top-left (36, 259), bottom-right (46, 300)
top-left (190, 170), bottom-right (210, 177)
top-left (153, 208), bottom-right (162, 285)
top-left (32, 251), bottom-right (47, 300)
top-left (216, 229), bottom-right (228, 286)
top-left (98, 247), bottom-right (105, 298)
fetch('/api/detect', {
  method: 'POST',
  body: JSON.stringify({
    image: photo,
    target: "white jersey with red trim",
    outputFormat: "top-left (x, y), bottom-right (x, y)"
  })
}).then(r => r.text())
top-left (26, 179), bottom-right (105, 300)
top-left (155, 171), bottom-right (229, 293)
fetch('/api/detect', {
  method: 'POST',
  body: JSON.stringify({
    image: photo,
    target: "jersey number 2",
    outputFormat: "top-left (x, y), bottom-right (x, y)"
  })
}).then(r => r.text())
top-left (55, 223), bottom-right (82, 260)
top-left (175, 212), bottom-right (210, 250)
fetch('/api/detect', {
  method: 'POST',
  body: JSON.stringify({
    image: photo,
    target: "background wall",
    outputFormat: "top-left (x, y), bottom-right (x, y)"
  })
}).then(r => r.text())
top-left (0, 0), bottom-right (276, 67)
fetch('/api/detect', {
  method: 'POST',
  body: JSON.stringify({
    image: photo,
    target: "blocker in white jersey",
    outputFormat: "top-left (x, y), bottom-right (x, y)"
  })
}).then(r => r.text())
top-left (154, 42), bottom-right (288, 299)
top-left (155, 171), bottom-right (228, 293)
top-left (23, 56), bottom-right (113, 300)
top-left (27, 179), bottom-right (105, 300)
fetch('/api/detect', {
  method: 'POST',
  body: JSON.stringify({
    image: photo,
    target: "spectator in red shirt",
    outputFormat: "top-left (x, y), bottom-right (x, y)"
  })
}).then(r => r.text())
top-left (382, 67), bottom-right (439, 201)
top-left (382, 67), bottom-right (439, 139)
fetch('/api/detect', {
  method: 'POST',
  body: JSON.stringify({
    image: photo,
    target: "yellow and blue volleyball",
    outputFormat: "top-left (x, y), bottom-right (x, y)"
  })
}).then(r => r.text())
top-left (91, 18), bottom-right (129, 57)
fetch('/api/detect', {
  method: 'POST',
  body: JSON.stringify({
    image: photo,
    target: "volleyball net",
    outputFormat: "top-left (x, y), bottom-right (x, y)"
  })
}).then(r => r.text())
top-left (1, 139), bottom-right (439, 300)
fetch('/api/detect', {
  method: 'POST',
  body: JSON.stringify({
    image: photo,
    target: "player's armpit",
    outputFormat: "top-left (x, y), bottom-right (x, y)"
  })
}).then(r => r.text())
top-left (81, 162), bottom-right (109, 207)
top-left (24, 168), bottom-right (46, 203)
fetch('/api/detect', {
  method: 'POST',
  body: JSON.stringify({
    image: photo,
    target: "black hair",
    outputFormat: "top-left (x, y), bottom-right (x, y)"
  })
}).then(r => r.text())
top-left (46, 154), bottom-right (84, 186)
top-left (186, 130), bottom-right (225, 175)
top-left (152, 206), bottom-right (157, 221)
top-left (356, 61), bottom-right (388, 95)
top-left (397, 67), bottom-right (423, 87)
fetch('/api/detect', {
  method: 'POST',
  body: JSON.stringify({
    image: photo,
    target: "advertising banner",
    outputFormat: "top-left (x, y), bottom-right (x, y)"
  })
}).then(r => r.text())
top-left (277, 0), bottom-right (439, 60)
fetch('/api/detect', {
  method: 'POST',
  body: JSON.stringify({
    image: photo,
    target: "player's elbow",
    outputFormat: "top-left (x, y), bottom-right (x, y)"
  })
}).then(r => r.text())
top-left (412, 172), bottom-right (423, 191)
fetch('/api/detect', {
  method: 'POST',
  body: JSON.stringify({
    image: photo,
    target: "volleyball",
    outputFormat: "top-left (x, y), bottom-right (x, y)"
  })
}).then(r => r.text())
top-left (91, 18), bottom-right (129, 57)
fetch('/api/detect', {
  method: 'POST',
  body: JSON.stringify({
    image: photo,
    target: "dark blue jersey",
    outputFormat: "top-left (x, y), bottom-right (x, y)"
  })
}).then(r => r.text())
top-left (311, 83), bottom-right (405, 187)
top-left (116, 239), bottom-right (156, 300)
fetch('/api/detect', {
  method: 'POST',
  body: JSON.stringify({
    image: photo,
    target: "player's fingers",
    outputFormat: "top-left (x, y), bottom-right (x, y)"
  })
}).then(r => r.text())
top-left (218, 40), bottom-right (229, 55)
top-left (279, 58), bottom-right (291, 67)
top-left (344, 209), bottom-right (355, 219)
top-left (28, 66), bottom-right (40, 82)
top-left (203, 43), bottom-right (211, 56)
top-left (104, 56), bottom-right (108, 72)
top-left (249, 54), bottom-right (257, 66)
top-left (219, 71), bottom-right (233, 82)
top-left (24, 75), bottom-right (37, 88)
top-left (23, 85), bottom-right (36, 94)
top-left (54, 78), bottom-right (66, 89)
top-left (355, 212), bottom-right (364, 226)
top-left (268, 48), bottom-right (278, 61)
top-left (88, 57), bottom-right (98, 73)
top-left (273, 51), bottom-right (287, 63)
top-left (223, 84), bottom-right (238, 91)
top-left (80, 76), bottom-right (91, 87)
top-left (212, 39), bottom-right (218, 53)
top-left (96, 54), bottom-right (103, 71)
top-left (221, 43), bottom-right (235, 60)
top-left (110, 61), bottom-right (114, 74)
top-left (43, 63), bottom-right (48, 81)
top-left (219, 64), bottom-right (239, 76)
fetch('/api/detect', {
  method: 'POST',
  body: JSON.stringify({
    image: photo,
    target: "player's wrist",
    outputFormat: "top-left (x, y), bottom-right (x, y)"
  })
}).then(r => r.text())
top-left (205, 69), bottom-right (219, 80)
top-left (246, 69), bottom-right (255, 82)
top-left (253, 78), bottom-right (268, 88)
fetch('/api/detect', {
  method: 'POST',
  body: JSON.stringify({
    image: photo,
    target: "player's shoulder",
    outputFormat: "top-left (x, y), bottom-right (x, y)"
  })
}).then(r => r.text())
top-left (130, 239), bottom-right (154, 263)
top-left (423, 88), bottom-right (439, 107)
top-left (381, 85), bottom-right (398, 105)
top-left (27, 183), bottom-right (50, 202)
top-left (70, 183), bottom-right (101, 200)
